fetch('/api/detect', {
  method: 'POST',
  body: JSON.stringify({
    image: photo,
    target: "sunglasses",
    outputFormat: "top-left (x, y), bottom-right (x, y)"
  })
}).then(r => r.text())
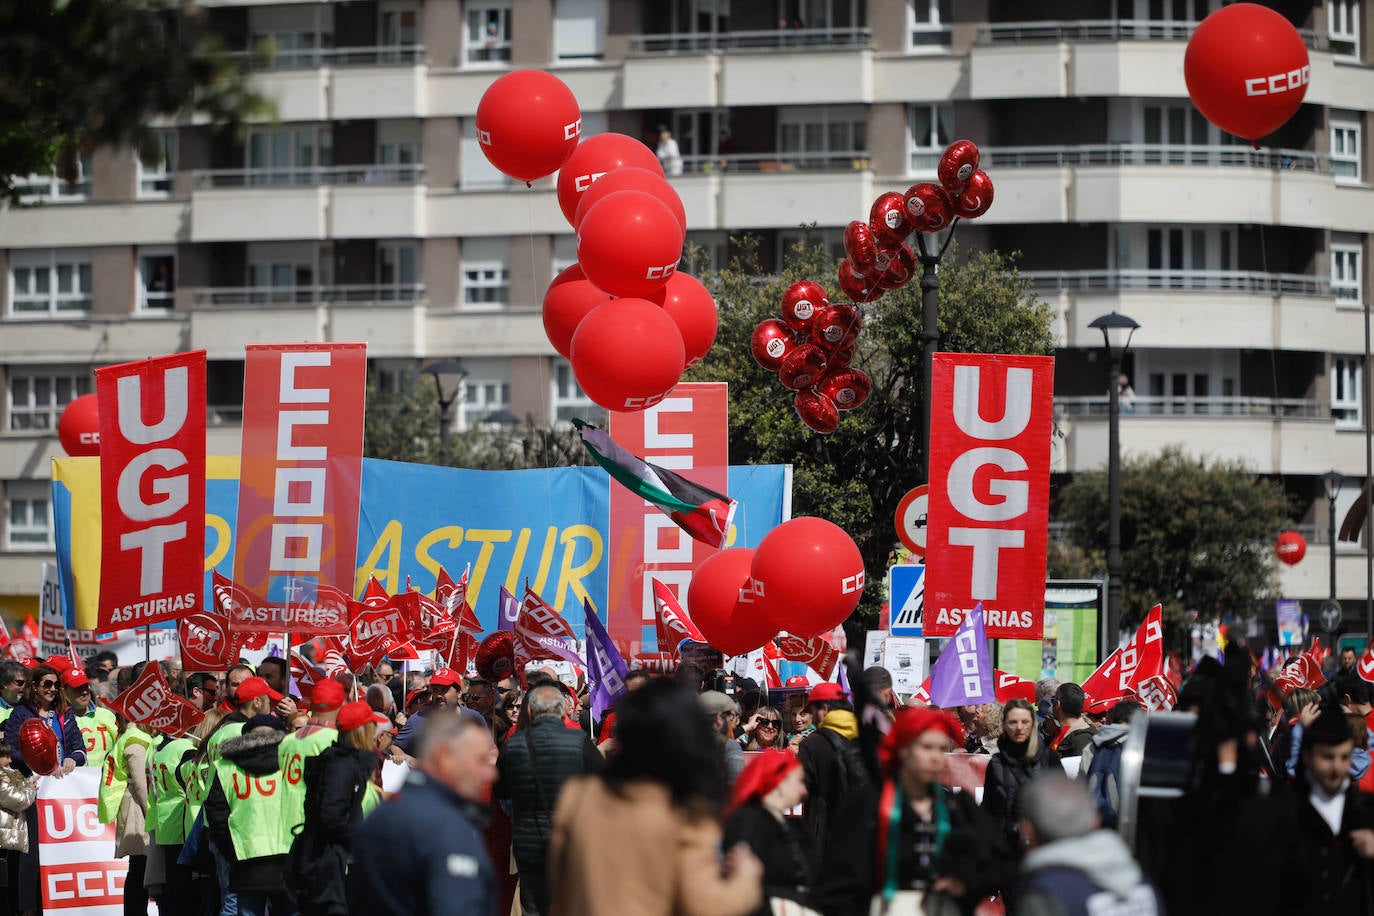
top-left (758, 719), bottom-right (781, 729)
top-left (38, 680), bottom-right (58, 689)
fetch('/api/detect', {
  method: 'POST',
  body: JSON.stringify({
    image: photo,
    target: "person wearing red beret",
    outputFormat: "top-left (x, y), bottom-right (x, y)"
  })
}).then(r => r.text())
top-left (723, 749), bottom-right (817, 916)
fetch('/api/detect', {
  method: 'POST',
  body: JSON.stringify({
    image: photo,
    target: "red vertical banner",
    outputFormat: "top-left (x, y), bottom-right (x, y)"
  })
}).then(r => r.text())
top-left (95, 351), bottom-right (206, 633)
top-left (233, 344), bottom-right (367, 620)
top-left (924, 353), bottom-right (1054, 639)
top-left (607, 383), bottom-right (729, 657)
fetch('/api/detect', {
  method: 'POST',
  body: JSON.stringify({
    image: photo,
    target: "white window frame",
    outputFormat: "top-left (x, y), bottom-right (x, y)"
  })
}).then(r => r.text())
top-left (246, 125), bottom-right (332, 186)
top-left (461, 379), bottom-right (512, 430)
top-left (6, 368), bottom-right (91, 432)
top-left (379, 2), bottom-right (420, 48)
top-left (907, 0), bottom-right (951, 49)
top-left (464, 1), bottom-right (513, 66)
top-left (1331, 112), bottom-right (1362, 184)
top-left (1328, 0), bottom-right (1361, 58)
top-left (555, 0), bottom-right (605, 61)
top-left (1333, 239), bottom-right (1363, 307)
top-left (138, 130), bottom-right (177, 199)
top-left (5, 481), bottom-right (54, 551)
top-left (9, 250), bottom-right (93, 317)
top-left (15, 152), bottom-right (92, 202)
top-left (137, 248), bottom-right (176, 313)
top-left (461, 239), bottom-right (511, 311)
top-left (1333, 356), bottom-right (1364, 430)
top-left (908, 103), bottom-right (953, 174)
top-left (377, 242), bottom-right (419, 301)
top-left (551, 358), bottom-right (598, 425)
top-left (777, 105), bottom-right (868, 169)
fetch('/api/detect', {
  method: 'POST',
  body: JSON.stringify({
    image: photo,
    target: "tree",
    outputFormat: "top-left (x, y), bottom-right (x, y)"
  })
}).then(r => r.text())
top-left (0, 0), bottom-right (266, 202)
top-left (1054, 447), bottom-right (1291, 636)
top-left (686, 234), bottom-right (1058, 633)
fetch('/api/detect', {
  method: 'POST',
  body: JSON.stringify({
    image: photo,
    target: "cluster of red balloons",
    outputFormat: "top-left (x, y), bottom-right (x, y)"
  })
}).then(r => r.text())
top-left (1184, 4), bottom-right (1309, 143)
top-left (750, 281), bottom-right (872, 434)
top-left (687, 517), bottom-right (865, 655)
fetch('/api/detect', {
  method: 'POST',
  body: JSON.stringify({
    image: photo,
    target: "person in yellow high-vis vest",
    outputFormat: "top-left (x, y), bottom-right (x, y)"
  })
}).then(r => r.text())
top-left (149, 730), bottom-right (195, 913)
top-left (98, 713), bottom-right (153, 916)
top-left (204, 713), bottom-right (293, 916)
top-left (276, 678), bottom-right (344, 858)
top-left (65, 669), bottom-right (118, 770)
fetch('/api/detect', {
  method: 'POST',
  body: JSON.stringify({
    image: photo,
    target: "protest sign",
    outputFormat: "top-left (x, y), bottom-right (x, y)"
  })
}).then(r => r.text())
top-left (38, 769), bottom-right (125, 914)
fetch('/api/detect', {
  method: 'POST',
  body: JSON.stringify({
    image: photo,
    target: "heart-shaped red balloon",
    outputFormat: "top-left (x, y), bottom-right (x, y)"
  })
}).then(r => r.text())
top-left (810, 304), bottom-right (862, 350)
top-left (875, 244), bottom-right (917, 290)
top-left (843, 220), bottom-right (878, 273)
top-left (837, 260), bottom-right (883, 304)
top-left (818, 368), bottom-right (873, 411)
top-left (938, 139), bottom-right (981, 194)
top-left (778, 344), bottom-right (828, 391)
top-left (903, 182), bottom-right (954, 233)
top-left (828, 343), bottom-right (857, 370)
top-left (953, 170), bottom-right (994, 219)
top-left (795, 389), bottom-right (840, 435)
top-left (751, 318), bottom-right (798, 372)
top-left (869, 192), bottom-right (912, 247)
top-left (780, 280), bottom-right (829, 332)
top-left (19, 717), bottom-right (57, 776)
top-left (475, 631), bottom-right (517, 683)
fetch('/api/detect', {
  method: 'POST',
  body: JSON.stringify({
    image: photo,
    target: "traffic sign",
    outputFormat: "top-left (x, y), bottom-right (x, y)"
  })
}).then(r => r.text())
top-left (895, 485), bottom-right (929, 557)
top-left (1320, 599), bottom-right (1343, 633)
top-left (889, 564), bottom-right (925, 636)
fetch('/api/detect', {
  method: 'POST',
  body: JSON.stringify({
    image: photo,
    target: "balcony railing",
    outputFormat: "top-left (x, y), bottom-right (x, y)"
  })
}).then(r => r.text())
top-left (192, 163), bottom-right (425, 189)
top-left (189, 284), bottom-right (425, 307)
top-left (679, 150), bottom-right (870, 174)
top-left (1057, 396), bottom-right (1331, 419)
top-left (1023, 269), bottom-right (1332, 297)
top-left (980, 145), bottom-right (1330, 174)
top-left (228, 44), bottom-right (426, 71)
top-left (627, 27), bottom-right (871, 55)
top-left (975, 19), bottom-right (1328, 50)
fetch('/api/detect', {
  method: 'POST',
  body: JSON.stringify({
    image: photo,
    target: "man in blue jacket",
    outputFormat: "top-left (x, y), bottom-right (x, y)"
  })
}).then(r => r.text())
top-left (348, 712), bottom-right (498, 915)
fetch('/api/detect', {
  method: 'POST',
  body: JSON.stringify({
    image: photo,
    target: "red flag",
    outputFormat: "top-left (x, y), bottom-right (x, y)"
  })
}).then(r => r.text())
top-left (0, 616), bottom-right (12, 654)
top-left (437, 566), bottom-right (483, 635)
top-left (912, 678), bottom-right (931, 705)
top-left (650, 579), bottom-right (706, 653)
top-left (1081, 648), bottom-right (1126, 706)
top-left (317, 637), bottom-right (351, 677)
top-left (513, 586), bottom-right (582, 667)
top-left (1136, 674), bottom-right (1177, 712)
top-left (1082, 605), bottom-right (1165, 706)
top-left (106, 662), bottom-right (203, 738)
top-left (395, 592), bottom-right (456, 652)
top-left (181, 572), bottom-right (246, 671)
top-left (66, 637), bottom-right (82, 675)
top-left (289, 652), bottom-right (323, 703)
top-left (776, 632), bottom-right (840, 681)
top-left (761, 640), bottom-right (783, 689)
top-left (993, 670), bottom-right (1036, 703)
top-left (361, 576), bottom-right (393, 608)
top-left (348, 577), bottom-right (410, 663)
top-left (1166, 653), bottom-right (1184, 689)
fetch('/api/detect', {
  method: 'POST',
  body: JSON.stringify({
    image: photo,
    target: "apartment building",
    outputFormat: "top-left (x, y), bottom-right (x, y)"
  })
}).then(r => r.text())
top-left (0, 0), bottom-right (1369, 625)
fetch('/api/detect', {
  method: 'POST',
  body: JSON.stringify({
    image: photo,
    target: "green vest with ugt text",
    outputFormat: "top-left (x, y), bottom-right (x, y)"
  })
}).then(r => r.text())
top-left (213, 756), bottom-right (288, 861)
top-left (0, 706), bottom-right (12, 728)
top-left (149, 737), bottom-right (194, 845)
top-left (276, 726), bottom-right (337, 849)
top-left (97, 725), bottom-right (152, 824)
top-left (184, 720), bottom-right (244, 833)
top-left (77, 707), bottom-right (120, 770)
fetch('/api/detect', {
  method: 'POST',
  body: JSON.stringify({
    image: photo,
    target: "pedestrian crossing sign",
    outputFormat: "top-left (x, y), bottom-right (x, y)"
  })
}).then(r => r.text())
top-left (889, 565), bottom-right (924, 636)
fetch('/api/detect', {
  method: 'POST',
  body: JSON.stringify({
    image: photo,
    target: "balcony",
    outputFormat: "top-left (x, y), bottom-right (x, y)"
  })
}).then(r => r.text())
top-left (626, 28), bottom-right (871, 55)
top-left (981, 145), bottom-right (1330, 174)
top-left (192, 164), bottom-right (425, 188)
top-left (231, 45), bottom-right (427, 71)
top-left (0, 314), bottom-right (189, 363)
top-left (234, 46), bottom-right (428, 121)
top-left (974, 20), bottom-right (1327, 48)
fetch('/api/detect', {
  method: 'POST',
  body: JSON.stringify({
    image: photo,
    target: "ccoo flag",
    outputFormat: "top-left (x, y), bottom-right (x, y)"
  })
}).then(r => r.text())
top-left (585, 600), bottom-right (629, 724)
top-left (927, 602), bottom-right (995, 707)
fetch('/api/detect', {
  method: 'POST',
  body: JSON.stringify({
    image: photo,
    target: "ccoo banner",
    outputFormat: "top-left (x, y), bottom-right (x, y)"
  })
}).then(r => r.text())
top-left (924, 352), bottom-right (1054, 640)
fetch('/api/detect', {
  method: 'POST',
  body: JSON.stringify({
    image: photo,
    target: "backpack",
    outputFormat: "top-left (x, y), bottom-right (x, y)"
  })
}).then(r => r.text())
top-left (1086, 739), bottom-right (1125, 829)
top-left (817, 728), bottom-right (871, 803)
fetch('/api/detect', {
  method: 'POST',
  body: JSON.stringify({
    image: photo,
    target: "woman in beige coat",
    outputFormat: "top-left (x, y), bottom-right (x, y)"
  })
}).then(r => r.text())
top-left (550, 680), bottom-right (764, 916)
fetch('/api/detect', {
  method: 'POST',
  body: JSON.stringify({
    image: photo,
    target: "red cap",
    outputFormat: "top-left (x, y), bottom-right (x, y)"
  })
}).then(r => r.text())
top-left (337, 700), bottom-right (388, 732)
top-left (61, 669), bottom-right (89, 689)
top-left (19, 658), bottom-right (38, 670)
top-left (430, 668), bottom-right (461, 688)
top-left (45, 656), bottom-right (74, 676)
top-left (808, 682), bottom-right (847, 705)
top-left (235, 676), bottom-right (284, 704)
top-left (310, 679), bottom-right (345, 712)
top-left (785, 675), bottom-right (810, 688)
top-left (404, 689), bottom-right (429, 712)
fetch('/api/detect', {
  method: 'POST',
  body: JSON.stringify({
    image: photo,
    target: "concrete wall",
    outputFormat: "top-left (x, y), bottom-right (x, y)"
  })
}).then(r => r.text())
top-left (513, 0), bottom-right (554, 66)
top-left (423, 236), bottom-right (461, 310)
top-left (90, 246), bottom-right (134, 316)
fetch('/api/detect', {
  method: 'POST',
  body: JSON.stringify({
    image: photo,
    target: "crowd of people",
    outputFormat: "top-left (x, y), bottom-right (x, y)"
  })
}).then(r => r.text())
top-left (0, 640), bottom-right (1367, 915)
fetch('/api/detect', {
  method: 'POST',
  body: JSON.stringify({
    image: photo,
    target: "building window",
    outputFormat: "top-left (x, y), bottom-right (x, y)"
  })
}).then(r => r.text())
top-left (555, 0), bottom-right (604, 60)
top-left (15, 152), bottom-right (92, 202)
top-left (552, 358), bottom-right (598, 424)
top-left (462, 239), bottom-right (511, 310)
top-left (380, 4), bottom-right (419, 46)
top-left (138, 251), bottom-right (175, 312)
top-left (466, 2), bottom-right (512, 64)
top-left (10, 252), bottom-right (93, 316)
top-left (1333, 242), bottom-right (1363, 305)
top-left (1328, 0), bottom-right (1361, 57)
top-left (462, 380), bottom-right (511, 429)
top-left (247, 126), bottom-right (332, 185)
top-left (5, 482), bottom-right (53, 550)
top-left (909, 104), bottom-right (952, 173)
top-left (777, 105), bottom-right (868, 169)
top-left (7, 369), bottom-right (91, 431)
top-left (138, 130), bottom-right (177, 198)
top-left (1332, 113), bottom-right (1362, 183)
top-left (377, 243), bottom-right (418, 300)
top-left (908, 0), bottom-right (951, 47)
top-left (1333, 356), bottom-right (1363, 430)
top-left (1115, 226), bottom-right (1235, 279)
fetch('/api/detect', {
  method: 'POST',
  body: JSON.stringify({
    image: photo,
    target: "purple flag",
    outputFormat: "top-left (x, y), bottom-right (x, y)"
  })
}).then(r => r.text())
top-left (497, 585), bottom-right (520, 632)
top-left (584, 600), bottom-right (629, 725)
top-left (927, 603), bottom-right (996, 707)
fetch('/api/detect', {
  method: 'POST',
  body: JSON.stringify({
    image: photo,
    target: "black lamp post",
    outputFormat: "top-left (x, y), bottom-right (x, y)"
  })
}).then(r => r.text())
top-left (1089, 310), bottom-right (1140, 647)
top-left (422, 359), bottom-right (469, 461)
top-left (1323, 470), bottom-right (1344, 612)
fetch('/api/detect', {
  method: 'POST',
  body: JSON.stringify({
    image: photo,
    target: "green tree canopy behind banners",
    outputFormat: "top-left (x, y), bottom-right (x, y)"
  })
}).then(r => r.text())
top-left (686, 234), bottom-right (1058, 632)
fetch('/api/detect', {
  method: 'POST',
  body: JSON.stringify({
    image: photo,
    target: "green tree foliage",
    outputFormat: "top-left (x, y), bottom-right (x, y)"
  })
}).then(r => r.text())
top-left (1054, 447), bottom-right (1291, 632)
top-left (0, 0), bottom-right (268, 202)
top-left (687, 234), bottom-right (1057, 631)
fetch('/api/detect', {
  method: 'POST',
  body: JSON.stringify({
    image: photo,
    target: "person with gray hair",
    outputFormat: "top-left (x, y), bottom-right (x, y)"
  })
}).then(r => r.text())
top-left (1014, 776), bottom-right (1161, 916)
top-left (1035, 677), bottom-right (1060, 746)
top-left (699, 690), bottom-right (747, 785)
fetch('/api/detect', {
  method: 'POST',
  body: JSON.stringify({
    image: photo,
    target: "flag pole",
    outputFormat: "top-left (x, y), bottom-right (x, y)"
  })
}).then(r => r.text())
top-left (144, 624), bottom-right (151, 664)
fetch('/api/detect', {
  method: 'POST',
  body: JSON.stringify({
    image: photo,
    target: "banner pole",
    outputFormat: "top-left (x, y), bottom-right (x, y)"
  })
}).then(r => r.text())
top-left (144, 624), bottom-right (151, 664)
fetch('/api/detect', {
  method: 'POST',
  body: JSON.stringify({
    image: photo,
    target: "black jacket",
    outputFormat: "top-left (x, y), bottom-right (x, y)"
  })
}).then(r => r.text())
top-left (984, 734), bottom-right (1056, 846)
top-left (204, 727), bottom-right (288, 893)
top-left (4, 703), bottom-right (87, 774)
top-left (723, 802), bottom-right (816, 915)
top-left (495, 718), bottom-right (603, 867)
top-left (797, 725), bottom-right (877, 916)
top-left (294, 741), bottom-right (381, 916)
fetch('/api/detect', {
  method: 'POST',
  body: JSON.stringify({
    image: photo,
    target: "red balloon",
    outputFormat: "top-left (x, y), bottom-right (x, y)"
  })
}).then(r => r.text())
top-left (543, 264), bottom-right (610, 358)
top-left (570, 298), bottom-right (685, 412)
top-left (751, 517), bottom-right (865, 636)
top-left (904, 183), bottom-right (954, 233)
top-left (810, 304), bottom-right (862, 350)
top-left (817, 368), bottom-right (872, 411)
top-left (869, 192), bottom-right (912, 247)
top-left (556, 134), bottom-right (664, 225)
top-left (751, 319), bottom-right (797, 372)
top-left (938, 139), bottom-right (981, 194)
top-left (778, 344), bottom-right (828, 391)
top-left (573, 166), bottom-right (686, 234)
top-left (843, 220), bottom-right (878, 273)
top-left (687, 548), bottom-right (776, 657)
top-left (828, 343), bottom-right (857, 371)
top-left (1185, 4), bottom-right (1309, 142)
top-left (58, 393), bottom-right (99, 456)
top-left (953, 170), bottom-right (994, 219)
top-left (576, 190), bottom-right (685, 298)
top-left (475, 69), bottom-right (582, 183)
top-left (780, 280), bottom-right (829, 332)
top-left (19, 717), bottom-right (57, 776)
top-left (875, 244), bottom-right (917, 290)
top-left (475, 631), bottom-right (517, 683)
top-left (838, 260), bottom-right (883, 304)
top-left (651, 272), bottom-right (718, 369)
top-left (1275, 530), bottom-right (1307, 565)
top-left (795, 389), bottom-right (840, 435)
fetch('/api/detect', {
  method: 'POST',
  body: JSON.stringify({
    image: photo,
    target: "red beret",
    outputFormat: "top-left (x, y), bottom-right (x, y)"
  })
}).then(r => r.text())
top-left (878, 707), bottom-right (965, 776)
top-left (727, 749), bottom-right (801, 817)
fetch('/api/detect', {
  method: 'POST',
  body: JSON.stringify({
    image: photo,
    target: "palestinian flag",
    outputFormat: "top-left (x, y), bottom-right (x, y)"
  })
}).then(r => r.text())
top-left (574, 419), bottom-right (736, 549)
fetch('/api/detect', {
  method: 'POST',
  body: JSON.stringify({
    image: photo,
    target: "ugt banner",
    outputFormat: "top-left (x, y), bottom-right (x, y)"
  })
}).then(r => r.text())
top-left (234, 344), bottom-right (366, 626)
top-left (94, 351), bottom-right (206, 634)
top-left (924, 353), bottom-right (1054, 640)
top-left (38, 768), bottom-right (126, 914)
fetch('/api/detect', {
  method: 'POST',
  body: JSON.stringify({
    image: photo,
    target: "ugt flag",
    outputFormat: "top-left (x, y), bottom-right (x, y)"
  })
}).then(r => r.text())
top-left (927, 602), bottom-right (995, 707)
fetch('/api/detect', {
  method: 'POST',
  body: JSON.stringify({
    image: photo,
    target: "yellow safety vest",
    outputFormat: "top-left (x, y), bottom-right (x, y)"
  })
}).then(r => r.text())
top-left (77, 707), bottom-right (119, 770)
top-left (275, 726), bottom-right (337, 850)
top-left (362, 781), bottom-right (381, 817)
top-left (184, 720), bottom-right (243, 833)
top-left (98, 725), bottom-right (152, 824)
top-left (213, 756), bottom-right (288, 861)
top-left (149, 737), bottom-right (194, 845)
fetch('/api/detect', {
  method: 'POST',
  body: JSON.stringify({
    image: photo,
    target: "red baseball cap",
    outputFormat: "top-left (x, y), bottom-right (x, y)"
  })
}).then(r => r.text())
top-left (310, 679), bottom-right (346, 712)
top-left (808, 682), bottom-right (848, 705)
top-left (430, 668), bottom-right (461, 688)
top-left (61, 669), bottom-right (89, 689)
top-left (45, 656), bottom-right (74, 676)
top-left (785, 675), bottom-right (810, 688)
top-left (337, 700), bottom-right (388, 732)
top-left (235, 676), bottom-right (284, 703)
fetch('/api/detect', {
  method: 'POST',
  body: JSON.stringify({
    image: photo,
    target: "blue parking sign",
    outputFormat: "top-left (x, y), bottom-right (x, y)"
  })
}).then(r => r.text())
top-left (889, 565), bottom-right (925, 636)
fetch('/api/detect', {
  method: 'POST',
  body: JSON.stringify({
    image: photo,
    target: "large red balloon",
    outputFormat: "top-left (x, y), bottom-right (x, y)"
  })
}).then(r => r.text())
top-left (751, 319), bottom-right (797, 372)
top-left (58, 393), bottom-right (99, 456)
top-left (475, 69), bottom-right (582, 183)
top-left (570, 298), bottom-right (684, 412)
top-left (576, 190), bottom-right (685, 299)
top-left (573, 167), bottom-right (686, 234)
top-left (795, 389), bottom-right (840, 435)
top-left (751, 517), bottom-right (865, 637)
top-left (556, 134), bottom-right (664, 225)
top-left (1184, 3), bottom-right (1309, 142)
top-left (543, 264), bottom-right (611, 358)
top-left (19, 717), bottom-right (57, 776)
top-left (650, 272), bottom-right (718, 369)
top-left (1275, 530), bottom-right (1307, 566)
top-left (687, 548), bottom-right (777, 657)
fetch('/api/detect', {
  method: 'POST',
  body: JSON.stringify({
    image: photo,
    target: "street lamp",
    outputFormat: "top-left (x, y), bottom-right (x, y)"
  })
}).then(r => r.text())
top-left (1089, 310), bottom-right (1141, 647)
top-left (422, 359), bottom-right (469, 461)
top-left (1323, 470), bottom-right (1344, 613)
